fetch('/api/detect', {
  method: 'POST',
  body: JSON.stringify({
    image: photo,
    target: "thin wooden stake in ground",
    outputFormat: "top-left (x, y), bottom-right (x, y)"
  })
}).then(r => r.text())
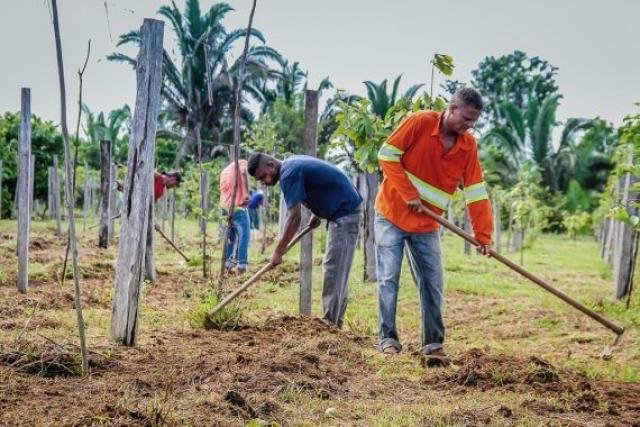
top-left (111, 18), bottom-right (164, 347)
top-left (299, 89), bottom-right (318, 316)
top-left (17, 88), bottom-right (31, 294)
top-left (218, 0), bottom-right (258, 290)
top-left (50, 0), bottom-right (89, 375)
top-left (52, 155), bottom-right (62, 235)
top-left (99, 140), bottom-right (111, 248)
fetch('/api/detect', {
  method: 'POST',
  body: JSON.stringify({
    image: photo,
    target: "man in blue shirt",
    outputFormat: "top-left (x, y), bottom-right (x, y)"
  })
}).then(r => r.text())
top-left (248, 153), bottom-right (363, 327)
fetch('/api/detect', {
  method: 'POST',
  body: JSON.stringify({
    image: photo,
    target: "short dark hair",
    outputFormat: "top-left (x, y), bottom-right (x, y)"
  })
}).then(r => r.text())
top-left (164, 171), bottom-right (182, 185)
top-left (454, 87), bottom-right (484, 110)
top-left (247, 152), bottom-right (264, 177)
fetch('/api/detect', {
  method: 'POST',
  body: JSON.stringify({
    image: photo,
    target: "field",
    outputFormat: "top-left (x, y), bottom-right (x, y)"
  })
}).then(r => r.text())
top-left (0, 219), bottom-right (638, 426)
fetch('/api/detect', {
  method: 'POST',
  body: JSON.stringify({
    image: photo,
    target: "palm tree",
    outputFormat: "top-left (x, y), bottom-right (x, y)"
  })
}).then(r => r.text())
top-left (483, 95), bottom-right (592, 191)
top-left (108, 0), bottom-right (281, 164)
top-left (81, 104), bottom-right (131, 167)
top-left (363, 74), bottom-right (424, 118)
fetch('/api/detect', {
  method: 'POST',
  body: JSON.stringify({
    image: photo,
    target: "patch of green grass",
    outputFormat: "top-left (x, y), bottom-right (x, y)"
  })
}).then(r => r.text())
top-left (186, 291), bottom-right (243, 330)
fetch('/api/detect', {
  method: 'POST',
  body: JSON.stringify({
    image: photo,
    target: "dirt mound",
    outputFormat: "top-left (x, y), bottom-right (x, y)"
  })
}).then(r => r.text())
top-left (423, 348), bottom-right (640, 425)
top-left (424, 348), bottom-right (585, 393)
top-left (0, 316), bottom-right (371, 425)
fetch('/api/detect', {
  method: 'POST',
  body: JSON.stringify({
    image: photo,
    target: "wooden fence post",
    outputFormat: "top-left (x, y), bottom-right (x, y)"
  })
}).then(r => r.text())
top-left (109, 162), bottom-right (116, 240)
top-left (29, 154), bottom-right (35, 220)
top-left (99, 139), bottom-right (111, 248)
top-left (170, 188), bottom-right (176, 242)
top-left (494, 201), bottom-right (502, 254)
top-left (0, 160), bottom-right (3, 219)
top-left (200, 170), bottom-right (209, 277)
top-left (83, 162), bottom-right (90, 231)
top-left (363, 171), bottom-right (378, 281)
top-left (613, 158), bottom-right (638, 299)
top-left (53, 155), bottom-right (62, 235)
top-left (145, 196), bottom-right (156, 282)
top-left (463, 208), bottom-right (472, 255)
top-left (111, 18), bottom-right (164, 346)
top-left (17, 88), bottom-right (31, 293)
top-left (299, 89), bottom-right (318, 316)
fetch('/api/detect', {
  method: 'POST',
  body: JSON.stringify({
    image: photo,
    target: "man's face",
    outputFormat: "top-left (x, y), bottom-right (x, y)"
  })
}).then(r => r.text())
top-left (253, 161), bottom-right (279, 186)
top-left (165, 176), bottom-right (179, 189)
top-left (446, 103), bottom-right (481, 135)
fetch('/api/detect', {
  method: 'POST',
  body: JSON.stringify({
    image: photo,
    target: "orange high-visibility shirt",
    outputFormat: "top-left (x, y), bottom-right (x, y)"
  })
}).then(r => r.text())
top-left (375, 111), bottom-right (493, 245)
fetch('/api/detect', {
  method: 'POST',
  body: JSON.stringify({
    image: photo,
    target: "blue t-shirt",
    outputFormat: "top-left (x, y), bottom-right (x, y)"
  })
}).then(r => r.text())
top-left (247, 191), bottom-right (264, 209)
top-left (279, 155), bottom-right (362, 221)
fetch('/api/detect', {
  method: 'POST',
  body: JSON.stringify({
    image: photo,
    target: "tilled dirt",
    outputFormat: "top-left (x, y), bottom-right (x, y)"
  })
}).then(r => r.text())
top-left (423, 348), bottom-right (640, 426)
top-left (0, 316), bottom-right (369, 425)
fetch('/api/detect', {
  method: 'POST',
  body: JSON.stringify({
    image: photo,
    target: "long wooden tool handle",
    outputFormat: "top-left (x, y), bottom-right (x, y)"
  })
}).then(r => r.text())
top-left (155, 225), bottom-right (190, 263)
top-left (208, 225), bottom-right (313, 317)
top-left (420, 206), bottom-right (624, 336)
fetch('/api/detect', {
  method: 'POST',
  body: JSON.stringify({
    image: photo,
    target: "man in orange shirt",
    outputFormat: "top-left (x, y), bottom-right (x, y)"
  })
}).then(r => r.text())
top-left (375, 87), bottom-right (493, 358)
top-left (219, 159), bottom-right (251, 273)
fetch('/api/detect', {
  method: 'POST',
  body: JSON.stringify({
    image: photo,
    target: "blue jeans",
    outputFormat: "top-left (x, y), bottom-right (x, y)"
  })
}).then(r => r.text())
top-left (375, 214), bottom-right (444, 353)
top-left (224, 209), bottom-right (250, 270)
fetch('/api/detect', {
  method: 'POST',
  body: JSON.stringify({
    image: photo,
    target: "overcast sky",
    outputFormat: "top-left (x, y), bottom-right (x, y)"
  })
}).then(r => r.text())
top-left (1, 0), bottom-right (639, 134)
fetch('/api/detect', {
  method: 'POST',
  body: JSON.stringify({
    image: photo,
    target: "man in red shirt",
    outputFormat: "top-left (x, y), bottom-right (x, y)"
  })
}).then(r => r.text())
top-left (153, 171), bottom-right (182, 202)
top-left (375, 87), bottom-right (493, 359)
top-left (117, 171), bottom-right (181, 202)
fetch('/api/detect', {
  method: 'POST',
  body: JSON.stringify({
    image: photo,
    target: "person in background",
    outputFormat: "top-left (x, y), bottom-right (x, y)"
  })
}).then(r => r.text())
top-left (219, 159), bottom-right (251, 274)
top-left (247, 189), bottom-right (264, 230)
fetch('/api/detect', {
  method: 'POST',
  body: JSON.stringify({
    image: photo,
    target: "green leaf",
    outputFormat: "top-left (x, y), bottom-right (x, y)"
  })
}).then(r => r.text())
top-left (432, 53), bottom-right (455, 76)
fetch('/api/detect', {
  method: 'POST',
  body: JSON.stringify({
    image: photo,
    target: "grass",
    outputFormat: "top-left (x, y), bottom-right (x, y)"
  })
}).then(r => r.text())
top-left (0, 217), bottom-right (638, 425)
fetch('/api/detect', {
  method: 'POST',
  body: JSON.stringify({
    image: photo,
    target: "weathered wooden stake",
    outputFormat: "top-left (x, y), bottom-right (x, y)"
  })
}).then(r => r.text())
top-left (363, 171), bottom-right (378, 281)
top-left (170, 188), bottom-right (176, 242)
top-left (29, 154), bottom-right (35, 220)
top-left (299, 89), bottom-right (318, 316)
top-left (99, 140), bottom-right (111, 248)
top-left (613, 162), bottom-right (637, 299)
top-left (83, 162), bottom-right (90, 231)
top-left (48, 167), bottom-right (53, 218)
top-left (111, 18), bottom-right (164, 346)
top-left (108, 162), bottom-right (116, 240)
top-left (200, 170), bottom-right (209, 277)
top-left (53, 155), bottom-right (62, 235)
top-left (17, 88), bottom-right (31, 293)
top-left (463, 209), bottom-right (472, 255)
top-left (145, 196), bottom-right (156, 282)
top-left (494, 201), bottom-right (502, 254)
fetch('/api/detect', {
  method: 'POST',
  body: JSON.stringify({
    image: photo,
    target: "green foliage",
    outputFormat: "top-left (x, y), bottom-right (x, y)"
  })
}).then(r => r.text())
top-left (482, 95), bottom-right (593, 192)
top-left (601, 105), bottom-right (640, 231)
top-left (508, 163), bottom-right (548, 247)
top-left (187, 291), bottom-right (243, 330)
top-left (0, 112), bottom-right (64, 217)
top-left (470, 50), bottom-right (559, 128)
top-left (564, 180), bottom-right (591, 213)
top-left (432, 54), bottom-right (455, 76)
top-left (109, 0), bottom-right (282, 164)
top-left (563, 211), bottom-right (591, 240)
top-left (331, 93), bottom-right (445, 173)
